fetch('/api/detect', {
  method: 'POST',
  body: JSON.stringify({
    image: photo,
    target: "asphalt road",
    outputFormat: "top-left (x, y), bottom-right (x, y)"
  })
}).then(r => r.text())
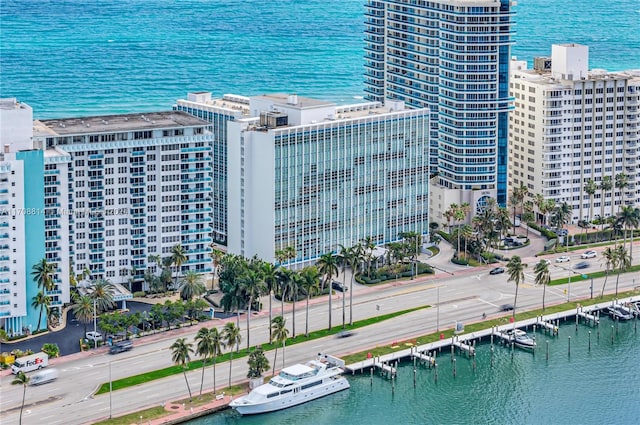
top-left (1, 243), bottom-right (639, 424)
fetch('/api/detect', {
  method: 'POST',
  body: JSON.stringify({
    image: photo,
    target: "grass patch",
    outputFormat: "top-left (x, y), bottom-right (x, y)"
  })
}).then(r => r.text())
top-left (92, 406), bottom-right (168, 425)
top-left (341, 288), bottom-right (640, 365)
top-left (96, 306), bottom-right (429, 394)
top-left (548, 264), bottom-right (640, 286)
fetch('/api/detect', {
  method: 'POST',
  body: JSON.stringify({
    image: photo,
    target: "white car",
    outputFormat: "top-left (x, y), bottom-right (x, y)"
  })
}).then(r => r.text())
top-left (85, 331), bottom-right (103, 342)
top-left (581, 250), bottom-right (597, 259)
top-left (555, 256), bottom-right (570, 263)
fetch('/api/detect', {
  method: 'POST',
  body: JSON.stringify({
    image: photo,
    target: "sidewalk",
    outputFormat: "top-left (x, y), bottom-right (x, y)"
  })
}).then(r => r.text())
top-left (147, 394), bottom-right (236, 425)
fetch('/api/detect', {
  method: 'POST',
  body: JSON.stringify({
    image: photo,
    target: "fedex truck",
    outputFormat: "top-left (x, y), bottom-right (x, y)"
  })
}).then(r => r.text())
top-left (11, 352), bottom-right (49, 374)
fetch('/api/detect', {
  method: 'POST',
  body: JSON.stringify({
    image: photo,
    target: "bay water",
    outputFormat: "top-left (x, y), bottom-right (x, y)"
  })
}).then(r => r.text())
top-left (188, 316), bottom-right (640, 424)
top-left (1, 0), bottom-right (639, 119)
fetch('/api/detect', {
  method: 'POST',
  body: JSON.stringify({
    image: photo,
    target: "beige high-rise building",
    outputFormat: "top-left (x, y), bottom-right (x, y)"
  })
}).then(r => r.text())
top-left (509, 44), bottom-right (640, 223)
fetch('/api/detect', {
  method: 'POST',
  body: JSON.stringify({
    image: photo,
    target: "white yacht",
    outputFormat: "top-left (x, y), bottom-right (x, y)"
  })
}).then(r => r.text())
top-left (230, 353), bottom-right (350, 415)
top-left (507, 329), bottom-right (537, 350)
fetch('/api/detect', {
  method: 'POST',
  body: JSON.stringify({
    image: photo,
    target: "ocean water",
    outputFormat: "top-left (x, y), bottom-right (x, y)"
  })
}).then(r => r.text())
top-left (1, 0), bottom-right (639, 119)
top-left (187, 317), bottom-right (640, 424)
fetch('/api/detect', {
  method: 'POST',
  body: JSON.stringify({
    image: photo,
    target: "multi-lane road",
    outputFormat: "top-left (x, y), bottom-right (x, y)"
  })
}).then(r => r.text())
top-left (1, 244), bottom-right (638, 424)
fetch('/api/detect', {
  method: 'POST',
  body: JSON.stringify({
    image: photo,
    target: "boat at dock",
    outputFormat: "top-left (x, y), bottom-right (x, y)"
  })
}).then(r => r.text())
top-left (229, 354), bottom-right (350, 415)
top-left (506, 329), bottom-right (537, 350)
top-left (604, 304), bottom-right (634, 321)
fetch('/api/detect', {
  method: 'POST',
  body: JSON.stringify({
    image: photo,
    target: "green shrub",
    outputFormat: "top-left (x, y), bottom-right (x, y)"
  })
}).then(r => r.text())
top-left (133, 291), bottom-right (146, 298)
top-left (451, 257), bottom-right (468, 265)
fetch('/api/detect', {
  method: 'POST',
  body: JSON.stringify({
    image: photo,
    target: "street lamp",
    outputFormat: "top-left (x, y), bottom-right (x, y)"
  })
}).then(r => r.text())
top-left (93, 298), bottom-right (98, 348)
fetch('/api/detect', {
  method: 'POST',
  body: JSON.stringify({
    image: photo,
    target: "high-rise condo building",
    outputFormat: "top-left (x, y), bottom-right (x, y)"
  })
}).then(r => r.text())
top-left (509, 44), bottom-right (640, 223)
top-left (225, 94), bottom-right (430, 265)
top-left (0, 99), bottom-right (47, 336)
top-left (32, 111), bottom-right (215, 293)
top-left (174, 92), bottom-right (251, 246)
top-left (364, 0), bottom-right (515, 222)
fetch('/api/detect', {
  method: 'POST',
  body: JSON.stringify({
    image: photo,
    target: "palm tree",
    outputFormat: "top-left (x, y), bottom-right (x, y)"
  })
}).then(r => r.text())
top-left (31, 258), bottom-right (56, 292)
top-left (534, 260), bottom-right (551, 311)
top-left (599, 247), bottom-right (616, 297)
top-left (170, 244), bottom-right (187, 291)
top-left (337, 244), bottom-right (352, 329)
top-left (613, 245), bottom-right (631, 297)
top-left (617, 205), bottom-right (640, 256)
top-left (444, 203), bottom-right (458, 234)
top-left (209, 246), bottom-right (225, 291)
top-left (170, 338), bottom-right (194, 401)
top-left (316, 252), bottom-right (339, 330)
top-left (584, 179), bottom-right (598, 222)
top-left (12, 371), bottom-right (29, 425)
top-left (614, 173), bottom-right (628, 214)
top-left (71, 293), bottom-right (95, 337)
top-left (179, 270), bottom-right (206, 301)
top-left (31, 291), bottom-right (51, 331)
top-left (88, 279), bottom-right (116, 313)
top-left (209, 327), bottom-right (223, 394)
top-left (261, 262), bottom-right (278, 342)
top-left (288, 272), bottom-right (300, 338)
top-left (240, 270), bottom-right (266, 350)
top-left (222, 322), bottom-right (241, 388)
top-left (506, 256), bottom-right (526, 320)
top-left (348, 244), bottom-right (364, 325)
top-left (534, 193), bottom-right (545, 224)
top-left (276, 267), bottom-right (294, 318)
top-left (195, 327), bottom-right (215, 396)
top-left (599, 176), bottom-right (613, 238)
top-left (299, 266), bottom-right (320, 336)
top-left (270, 315), bottom-right (289, 376)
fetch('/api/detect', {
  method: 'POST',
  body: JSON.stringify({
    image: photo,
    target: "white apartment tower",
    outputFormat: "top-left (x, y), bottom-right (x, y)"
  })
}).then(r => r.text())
top-left (509, 44), bottom-right (640, 223)
top-left (32, 111), bottom-right (215, 291)
top-left (174, 92), bottom-right (251, 245)
top-left (227, 94), bottom-right (430, 265)
top-left (0, 99), bottom-right (47, 336)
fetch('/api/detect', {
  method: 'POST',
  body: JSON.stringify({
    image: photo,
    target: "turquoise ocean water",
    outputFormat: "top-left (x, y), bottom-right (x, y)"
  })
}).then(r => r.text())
top-left (1, 0), bottom-right (638, 119)
top-left (189, 317), bottom-right (640, 424)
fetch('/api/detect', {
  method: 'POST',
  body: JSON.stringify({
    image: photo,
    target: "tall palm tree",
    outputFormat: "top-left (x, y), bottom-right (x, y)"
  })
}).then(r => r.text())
top-left (337, 244), bottom-right (352, 329)
top-left (276, 267), bottom-right (294, 318)
top-left (31, 291), bottom-right (51, 331)
top-left (209, 327), bottom-right (223, 394)
top-left (71, 293), bottom-right (95, 336)
top-left (179, 270), bottom-right (206, 301)
top-left (617, 205), bottom-right (640, 255)
top-left (444, 203), bottom-right (458, 234)
top-left (453, 206), bottom-right (466, 258)
top-left (614, 173), bottom-right (628, 214)
top-left (195, 327), bottom-right (214, 396)
top-left (299, 266), bottom-right (320, 337)
top-left (316, 252), bottom-right (339, 330)
top-left (506, 256), bottom-right (526, 320)
top-left (170, 244), bottom-right (187, 291)
top-left (533, 193), bottom-right (545, 224)
top-left (31, 258), bottom-right (56, 292)
top-left (88, 279), bottom-right (116, 313)
top-left (170, 338), bottom-right (194, 401)
top-left (222, 322), bottom-right (241, 388)
top-left (240, 270), bottom-right (266, 350)
top-left (599, 247), bottom-right (616, 297)
top-left (11, 371), bottom-right (29, 425)
top-left (288, 272), bottom-right (300, 338)
top-left (584, 179), bottom-right (598, 222)
top-left (613, 245), bottom-right (631, 297)
top-left (270, 315), bottom-right (289, 376)
top-left (209, 246), bottom-right (225, 291)
top-left (261, 262), bottom-right (278, 342)
top-left (348, 244), bottom-right (364, 325)
top-left (599, 176), bottom-right (613, 238)
top-left (534, 260), bottom-right (551, 311)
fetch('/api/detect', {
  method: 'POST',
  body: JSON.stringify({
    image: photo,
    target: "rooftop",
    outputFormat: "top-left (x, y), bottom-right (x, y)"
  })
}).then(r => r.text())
top-left (253, 93), bottom-right (334, 109)
top-left (33, 111), bottom-right (209, 137)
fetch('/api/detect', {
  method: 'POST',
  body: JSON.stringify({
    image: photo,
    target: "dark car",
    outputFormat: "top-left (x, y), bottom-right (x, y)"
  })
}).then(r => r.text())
top-left (331, 281), bottom-right (348, 292)
top-left (500, 303), bottom-right (514, 311)
top-left (489, 267), bottom-right (505, 275)
top-left (109, 340), bottom-right (133, 354)
top-left (574, 261), bottom-right (590, 270)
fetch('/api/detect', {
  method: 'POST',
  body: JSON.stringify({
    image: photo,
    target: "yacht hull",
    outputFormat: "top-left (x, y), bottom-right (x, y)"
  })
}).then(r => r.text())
top-left (231, 376), bottom-right (350, 415)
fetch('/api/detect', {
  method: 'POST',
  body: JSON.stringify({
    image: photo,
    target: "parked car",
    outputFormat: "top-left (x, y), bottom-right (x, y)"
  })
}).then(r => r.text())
top-left (574, 261), bottom-right (590, 270)
top-left (489, 267), bottom-right (505, 275)
top-left (581, 250), bottom-right (597, 259)
top-left (555, 256), bottom-right (570, 263)
top-left (85, 331), bottom-right (103, 342)
top-left (109, 340), bottom-right (133, 354)
top-left (331, 281), bottom-right (348, 292)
